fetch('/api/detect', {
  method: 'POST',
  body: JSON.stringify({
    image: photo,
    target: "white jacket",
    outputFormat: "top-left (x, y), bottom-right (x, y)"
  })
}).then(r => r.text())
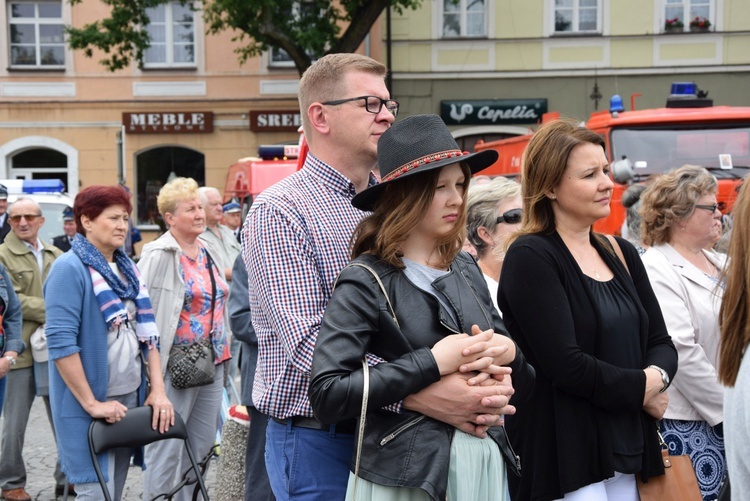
top-left (642, 243), bottom-right (725, 425)
top-left (138, 231), bottom-right (186, 375)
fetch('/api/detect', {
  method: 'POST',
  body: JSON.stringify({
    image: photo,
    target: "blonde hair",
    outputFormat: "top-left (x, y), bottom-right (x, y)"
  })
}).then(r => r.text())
top-left (511, 118), bottom-right (605, 241)
top-left (157, 177), bottom-right (200, 217)
top-left (466, 177), bottom-right (521, 258)
top-left (640, 165), bottom-right (717, 246)
top-left (298, 53), bottom-right (387, 140)
top-left (719, 180), bottom-right (750, 386)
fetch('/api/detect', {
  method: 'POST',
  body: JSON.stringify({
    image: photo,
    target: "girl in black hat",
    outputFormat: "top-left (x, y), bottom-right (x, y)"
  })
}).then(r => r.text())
top-left (310, 115), bottom-right (534, 501)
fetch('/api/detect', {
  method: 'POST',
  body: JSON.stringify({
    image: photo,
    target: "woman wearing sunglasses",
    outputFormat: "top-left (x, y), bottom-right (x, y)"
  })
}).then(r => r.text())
top-left (640, 165), bottom-right (727, 501)
top-left (498, 119), bottom-right (677, 501)
top-left (310, 115), bottom-right (534, 501)
top-left (467, 177), bottom-right (522, 314)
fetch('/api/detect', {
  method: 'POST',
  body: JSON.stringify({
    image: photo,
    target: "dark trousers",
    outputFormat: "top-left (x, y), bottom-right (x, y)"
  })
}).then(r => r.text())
top-left (245, 407), bottom-right (274, 501)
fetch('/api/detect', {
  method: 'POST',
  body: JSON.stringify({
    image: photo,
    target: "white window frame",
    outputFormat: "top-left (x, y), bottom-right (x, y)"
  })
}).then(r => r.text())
top-left (440, 0), bottom-right (488, 39)
top-left (552, 0), bottom-right (602, 35)
top-left (7, 0), bottom-right (65, 69)
top-left (268, 46), bottom-right (295, 69)
top-left (143, 0), bottom-right (196, 69)
top-left (662, 0), bottom-right (715, 33)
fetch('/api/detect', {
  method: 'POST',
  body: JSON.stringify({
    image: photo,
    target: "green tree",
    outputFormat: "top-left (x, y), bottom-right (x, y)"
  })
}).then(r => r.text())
top-left (66, 0), bottom-right (422, 75)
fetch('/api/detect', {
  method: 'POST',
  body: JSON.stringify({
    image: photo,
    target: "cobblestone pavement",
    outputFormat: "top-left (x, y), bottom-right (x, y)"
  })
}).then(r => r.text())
top-left (0, 397), bottom-right (218, 501)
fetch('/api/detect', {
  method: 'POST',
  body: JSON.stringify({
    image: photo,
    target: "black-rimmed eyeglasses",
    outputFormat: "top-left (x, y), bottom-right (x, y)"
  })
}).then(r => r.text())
top-left (321, 96), bottom-right (399, 117)
top-left (695, 203), bottom-right (720, 213)
top-left (496, 208), bottom-right (522, 225)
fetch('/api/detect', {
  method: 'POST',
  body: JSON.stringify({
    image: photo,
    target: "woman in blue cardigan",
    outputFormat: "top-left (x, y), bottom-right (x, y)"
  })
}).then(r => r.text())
top-left (499, 119), bottom-right (678, 501)
top-left (44, 186), bottom-right (172, 500)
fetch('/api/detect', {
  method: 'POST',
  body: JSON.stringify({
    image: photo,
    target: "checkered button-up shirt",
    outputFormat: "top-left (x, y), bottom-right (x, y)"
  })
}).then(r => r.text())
top-left (242, 153), bottom-right (379, 419)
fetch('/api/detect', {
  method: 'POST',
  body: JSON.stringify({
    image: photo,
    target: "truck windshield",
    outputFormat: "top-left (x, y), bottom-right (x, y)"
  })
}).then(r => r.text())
top-left (610, 125), bottom-right (750, 178)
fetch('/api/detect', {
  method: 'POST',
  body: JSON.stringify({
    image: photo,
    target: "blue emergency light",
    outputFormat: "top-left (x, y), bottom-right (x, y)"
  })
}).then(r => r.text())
top-left (609, 95), bottom-right (625, 114)
top-left (670, 82), bottom-right (698, 97)
top-left (3, 179), bottom-right (66, 194)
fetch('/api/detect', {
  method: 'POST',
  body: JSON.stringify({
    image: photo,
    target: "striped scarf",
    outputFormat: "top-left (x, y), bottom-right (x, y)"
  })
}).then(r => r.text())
top-left (71, 234), bottom-right (159, 345)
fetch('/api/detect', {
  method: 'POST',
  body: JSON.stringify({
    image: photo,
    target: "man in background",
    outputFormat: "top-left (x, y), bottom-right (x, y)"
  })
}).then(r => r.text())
top-left (221, 202), bottom-right (242, 243)
top-left (51, 206), bottom-right (75, 252)
top-left (0, 198), bottom-right (65, 501)
top-left (0, 185), bottom-right (10, 244)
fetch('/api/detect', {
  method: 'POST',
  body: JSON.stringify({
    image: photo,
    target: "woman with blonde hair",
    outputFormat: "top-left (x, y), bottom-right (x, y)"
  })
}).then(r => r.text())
top-left (640, 165), bottom-right (726, 501)
top-left (719, 180), bottom-right (750, 500)
top-left (138, 177), bottom-right (230, 500)
top-left (498, 118), bottom-right (677, 501)
top-left (466, 177), bottom-right (522, 313)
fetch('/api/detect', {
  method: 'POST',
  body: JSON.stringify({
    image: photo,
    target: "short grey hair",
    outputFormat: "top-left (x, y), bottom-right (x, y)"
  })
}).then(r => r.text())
top-left (466, 177), bottom-right (521, 258)
top-left (8, 197), bottom-right (41, 216)
top-left (197, 186), bottom-right (221, 206)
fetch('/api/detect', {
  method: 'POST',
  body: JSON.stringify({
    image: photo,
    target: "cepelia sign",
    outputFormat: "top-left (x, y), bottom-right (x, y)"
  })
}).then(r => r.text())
top-left (122, 112), bottom-right (213, 133)
top-left (440, 99), bottom-right (547, 125)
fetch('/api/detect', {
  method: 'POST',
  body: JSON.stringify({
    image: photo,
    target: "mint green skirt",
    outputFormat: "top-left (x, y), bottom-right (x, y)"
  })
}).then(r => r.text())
top-left (346, 430), bottom-right (508, 501)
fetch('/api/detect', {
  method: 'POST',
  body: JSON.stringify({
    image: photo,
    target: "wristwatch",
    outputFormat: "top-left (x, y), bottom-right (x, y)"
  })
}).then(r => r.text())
top-left (4, 355), bottom-right (16, 367)
top-left (648, 365), bottom-right (670, 393)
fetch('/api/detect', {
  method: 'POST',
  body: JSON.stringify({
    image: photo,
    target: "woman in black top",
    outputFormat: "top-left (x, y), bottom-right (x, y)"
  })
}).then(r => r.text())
top-left (498, 118), bottom-right (678, 501)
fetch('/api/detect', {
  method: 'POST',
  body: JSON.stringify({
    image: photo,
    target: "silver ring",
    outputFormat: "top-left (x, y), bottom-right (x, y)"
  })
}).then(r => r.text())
top-left (160, 410), bottom-right (167, 413)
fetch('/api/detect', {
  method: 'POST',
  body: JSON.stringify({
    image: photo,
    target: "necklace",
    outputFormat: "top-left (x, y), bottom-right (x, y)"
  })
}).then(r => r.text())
top-left (570, 247), bottom-right (601, 279)
top-left (701, 252), bottom-right (717, 277)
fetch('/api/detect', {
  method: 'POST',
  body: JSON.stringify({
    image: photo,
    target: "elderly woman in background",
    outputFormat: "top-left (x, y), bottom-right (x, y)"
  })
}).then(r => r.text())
top-left (466, 177), bottom-right (522, 313)
top-left (0, 262), bottom-right (23, 415)
top-left (44, 185), bottom-right (172, 500)
top-left (640, 165), bottom-right (726, 501)
top-left (138, 177), bottom-right (230, 501)
top-left (499, 119), bottom-right (677, 501)
top-left (621, 183), bottom-right (648, 255)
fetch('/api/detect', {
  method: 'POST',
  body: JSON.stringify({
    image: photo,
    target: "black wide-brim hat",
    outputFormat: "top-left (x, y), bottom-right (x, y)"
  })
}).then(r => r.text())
top-left (352, 114), bottom-right (498, 211)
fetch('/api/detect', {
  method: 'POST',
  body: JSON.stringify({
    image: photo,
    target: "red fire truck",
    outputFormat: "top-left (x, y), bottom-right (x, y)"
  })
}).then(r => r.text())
top-left (222, 132), bottom-right (308, 211)
top-left (474, 83), bottom-right (750, 235)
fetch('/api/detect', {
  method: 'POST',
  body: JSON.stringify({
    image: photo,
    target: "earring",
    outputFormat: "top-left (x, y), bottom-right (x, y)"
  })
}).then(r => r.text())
top-left (551, 195), bottom-right (557, 200)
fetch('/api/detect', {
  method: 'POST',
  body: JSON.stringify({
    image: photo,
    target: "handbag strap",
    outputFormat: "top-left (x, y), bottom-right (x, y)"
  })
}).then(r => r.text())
top-left (204, 249), bottom-right (217, 338)
top-left (338, 262), bottom-right (399, 327)
top-left (333, 262), bottom-right (393, 499)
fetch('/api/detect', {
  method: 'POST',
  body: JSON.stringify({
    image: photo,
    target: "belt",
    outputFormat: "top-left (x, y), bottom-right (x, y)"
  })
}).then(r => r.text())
top-left (272, 415), bottom-right (356, 435)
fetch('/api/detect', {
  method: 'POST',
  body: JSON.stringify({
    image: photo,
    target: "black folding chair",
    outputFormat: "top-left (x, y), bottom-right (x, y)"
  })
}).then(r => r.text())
top-left (87, 406), bottom-right (210, 501)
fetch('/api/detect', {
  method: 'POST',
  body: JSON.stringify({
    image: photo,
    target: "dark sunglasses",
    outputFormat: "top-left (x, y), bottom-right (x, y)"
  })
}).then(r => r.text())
top-left (321, 95), bottom-right (399, 116)
top-left (9, 214), bottom-right (41, 223)
top-left (695, 203), bottom-right (720, 213)
top-left (495, 208), bottom-right (522, 225)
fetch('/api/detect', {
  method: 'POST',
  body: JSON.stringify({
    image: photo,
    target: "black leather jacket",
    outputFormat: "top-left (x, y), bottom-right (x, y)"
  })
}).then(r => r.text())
top-left (309, 252), bottom-right (535, 500)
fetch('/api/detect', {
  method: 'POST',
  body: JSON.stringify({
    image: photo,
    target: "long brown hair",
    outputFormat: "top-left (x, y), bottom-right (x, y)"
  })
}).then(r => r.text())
top-left (509, 118), bottom-right (605, 242)
top-left (719, 181), bottom-right (750, 386)
top-left (351, 163), bottom-right (471, 269)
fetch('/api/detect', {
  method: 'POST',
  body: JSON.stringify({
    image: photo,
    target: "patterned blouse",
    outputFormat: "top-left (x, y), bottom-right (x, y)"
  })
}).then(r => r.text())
top-left (175, 246), bottom-right (230, 364)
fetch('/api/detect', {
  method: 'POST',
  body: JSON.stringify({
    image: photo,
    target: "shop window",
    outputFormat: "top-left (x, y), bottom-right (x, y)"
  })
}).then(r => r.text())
top-left (143, 1), bottom-right (195, 68)
top-left (10, 147), bottom-right (68, 189)
top-left (664, 0), bottom-right (713, 32)
top-left (136, 146), bottom-right (204, 226)
top-left (442, 0), bottom-right (487, 38)
top-left (554, 0), bottom-right (600, 34)
top-left (7, 0), bottom-right (65, 68)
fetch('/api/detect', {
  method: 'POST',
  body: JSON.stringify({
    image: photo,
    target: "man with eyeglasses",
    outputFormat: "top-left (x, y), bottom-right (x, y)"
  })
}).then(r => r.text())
top-left (243, 53), bottom-right (515, 501)
top-left (0, 198), bottom-right (66, 501)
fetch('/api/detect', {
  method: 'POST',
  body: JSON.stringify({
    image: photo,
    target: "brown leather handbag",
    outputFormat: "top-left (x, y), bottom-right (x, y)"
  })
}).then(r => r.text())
top-left (637, 427), bottom-right (702, 501)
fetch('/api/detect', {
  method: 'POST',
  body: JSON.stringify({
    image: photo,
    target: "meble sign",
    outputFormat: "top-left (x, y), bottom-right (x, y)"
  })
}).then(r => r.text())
top-left (440, 99), bottom-right (547, 126)
top-left (250, 110), bottom-right (302, 132)
top-left (122, 112), bottom-right (213, 133)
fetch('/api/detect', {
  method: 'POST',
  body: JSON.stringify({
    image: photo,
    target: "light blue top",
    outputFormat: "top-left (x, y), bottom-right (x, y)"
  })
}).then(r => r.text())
top-left (44, 252), bottom-right (148, 484)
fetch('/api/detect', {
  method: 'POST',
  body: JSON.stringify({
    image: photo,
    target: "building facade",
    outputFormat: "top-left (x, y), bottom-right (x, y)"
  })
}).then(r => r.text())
top-left (0, 0), bottom-right (382, 240)
top-left (388, 0), bottom-right (750, 150)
